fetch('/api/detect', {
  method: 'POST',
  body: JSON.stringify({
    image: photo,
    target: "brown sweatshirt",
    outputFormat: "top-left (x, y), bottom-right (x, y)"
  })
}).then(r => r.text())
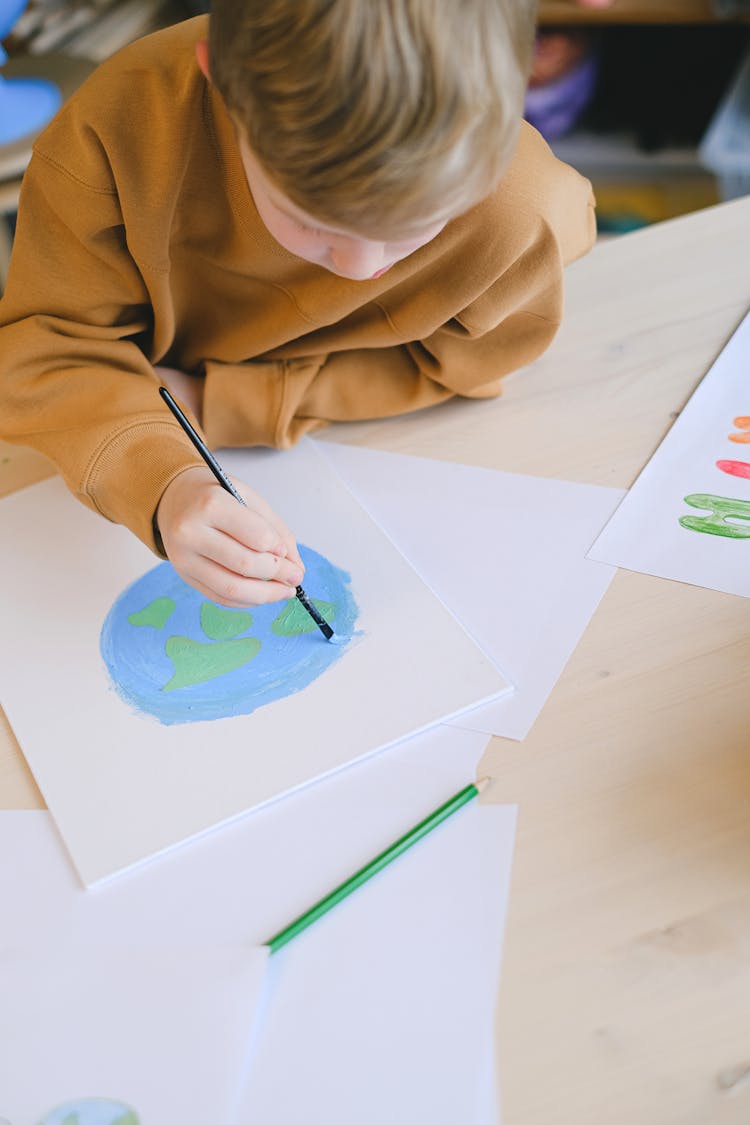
top-left (0, 16), bottom-right (596, 553)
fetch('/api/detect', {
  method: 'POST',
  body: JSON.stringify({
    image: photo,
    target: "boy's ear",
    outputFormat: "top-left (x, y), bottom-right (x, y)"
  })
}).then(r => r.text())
top-left (195, 39), bottom-right (211, 81)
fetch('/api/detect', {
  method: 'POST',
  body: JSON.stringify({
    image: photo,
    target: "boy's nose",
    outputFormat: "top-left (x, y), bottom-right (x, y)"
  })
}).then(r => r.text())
top-left (329, 240), bottom-right (387, 280)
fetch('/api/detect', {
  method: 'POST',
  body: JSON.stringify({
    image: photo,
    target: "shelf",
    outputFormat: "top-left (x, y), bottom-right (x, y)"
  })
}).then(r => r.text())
top-left (539, 1), bottom-right (749, 24)
top-left (550, 129), bottom-right (704, 171)
top-left (532, 19), bottom-right (750, 224)
top-left (548, 128), bottom-right (722, 231)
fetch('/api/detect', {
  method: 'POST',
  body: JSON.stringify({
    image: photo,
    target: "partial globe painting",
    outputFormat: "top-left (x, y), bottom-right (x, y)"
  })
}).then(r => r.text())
top-left (100, 544), bottom-right (358, 724)
top-left (29, 1102), bottom-right (137, 1125)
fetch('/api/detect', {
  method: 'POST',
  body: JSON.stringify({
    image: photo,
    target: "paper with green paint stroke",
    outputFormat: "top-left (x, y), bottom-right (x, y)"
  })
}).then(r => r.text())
top-left (588, 306), bottom-right (750, 599)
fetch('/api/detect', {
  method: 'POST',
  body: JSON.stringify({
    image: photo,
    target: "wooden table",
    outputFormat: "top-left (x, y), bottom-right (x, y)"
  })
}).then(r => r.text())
top-left (2, 195), bottom-right (750, 1123)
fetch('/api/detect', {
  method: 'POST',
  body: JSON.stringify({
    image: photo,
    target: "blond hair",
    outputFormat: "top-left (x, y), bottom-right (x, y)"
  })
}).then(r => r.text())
top-left (209, 0), bottom-right (537, 238)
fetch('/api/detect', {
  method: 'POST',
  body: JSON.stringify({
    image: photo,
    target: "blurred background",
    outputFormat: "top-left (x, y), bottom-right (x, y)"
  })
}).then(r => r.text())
top-left (527, 0), bottom-right (750, 234)
top-left (1, 0), bottom-right (749, 288)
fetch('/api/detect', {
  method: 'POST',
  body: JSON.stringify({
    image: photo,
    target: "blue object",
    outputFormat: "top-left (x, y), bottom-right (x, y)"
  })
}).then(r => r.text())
top-left (524, 52), bottom-right (599, 142)
top-left (0, 0), bottom-right (28, 37)
top-left (39, 1100), bottom-right (139, 1125)
top-left (100, 547), bottom-right (359, 725)
top-left (0, 0), bottom-right (62, 144)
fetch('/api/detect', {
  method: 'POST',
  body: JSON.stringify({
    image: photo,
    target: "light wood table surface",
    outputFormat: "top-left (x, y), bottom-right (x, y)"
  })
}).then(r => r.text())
top-left (2, 196), bottom-right (750, 1123)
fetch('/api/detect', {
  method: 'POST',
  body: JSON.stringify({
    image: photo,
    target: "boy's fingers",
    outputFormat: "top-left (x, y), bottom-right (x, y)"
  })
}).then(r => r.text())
top-left (231, 480), bottom-right (302, 566)
top-left (213, 498), bottom-right (304, 571)
top-left (244, 500), bottom-right (303, 567)
top-left (181, 557), bottom-right (298, 608)
top-left (242, 550), bottom-right (304, 586)
top-left (200, 529), bottom-right (304, 585)
top-left (212, 577), bottom-right (298, 609)
top-left (270, 539), bottom-right (304, 571)
top-left (209, 499), bottom-right (290, 557)
top-left (275, 525), bottom-right (304, 570)
top-left (158, 472), bottom-right (306, 602)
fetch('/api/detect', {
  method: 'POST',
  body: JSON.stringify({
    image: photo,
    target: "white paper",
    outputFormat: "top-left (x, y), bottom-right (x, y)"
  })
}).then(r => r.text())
top-left (319, 442), bottom-right (622, 739)
top-left (588, 308), bottom-right (750, 598)
top-left (239, 778), bottom-right (515, 1125)
top-left (0, 726), bottom-right (512, 1125)
top-left (0, 944), bottom-right (269, 1125)
top-left (0, 441), bottom-right (508, 885)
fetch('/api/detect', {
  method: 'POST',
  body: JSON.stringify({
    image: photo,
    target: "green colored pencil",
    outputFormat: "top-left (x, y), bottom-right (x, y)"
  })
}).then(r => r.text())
top-left (266, 776), bottom-right (490, 954)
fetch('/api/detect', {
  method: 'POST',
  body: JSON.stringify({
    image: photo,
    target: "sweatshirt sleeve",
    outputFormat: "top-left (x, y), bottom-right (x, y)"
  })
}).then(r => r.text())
top-left (0, 153), bottom-right (206, 553)
top-left (201, 308), bottom-right (559, 450)
top-left (201, 164), bottom-right (596, 449)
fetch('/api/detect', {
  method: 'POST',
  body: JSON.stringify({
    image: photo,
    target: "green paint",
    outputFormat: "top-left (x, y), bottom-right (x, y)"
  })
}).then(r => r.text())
top-left (163, 634), bottom-right (261, 691)
top-left (200, 601), bottom-right (253, 641)
top-left (127, 597), bottom-right (175, 630)
top-left (271, 598), bottom-right (335, 636)
top-left (680, 493), bottom-right (750, 539)
top-left (60, 1116), bottom-right (80, 1125)
top-left (114, 1114), bottom-right (139, 1125)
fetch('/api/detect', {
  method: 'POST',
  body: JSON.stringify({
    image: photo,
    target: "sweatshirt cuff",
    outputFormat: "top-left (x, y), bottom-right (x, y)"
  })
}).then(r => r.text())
top-left (202, 359), bottom-right (285, 448)
top-left (81, 417), bottom-right (209, 555)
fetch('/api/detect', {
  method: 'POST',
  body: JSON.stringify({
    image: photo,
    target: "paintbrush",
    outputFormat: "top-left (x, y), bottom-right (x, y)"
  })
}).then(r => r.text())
top-left (158, 386), bottom-right (335, 642)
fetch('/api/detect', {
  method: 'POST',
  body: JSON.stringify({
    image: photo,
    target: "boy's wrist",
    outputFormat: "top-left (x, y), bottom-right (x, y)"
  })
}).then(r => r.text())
top-left (152, 511), bottom-right (167, 557)
top-left (154, 366), bottom-right (205, 426)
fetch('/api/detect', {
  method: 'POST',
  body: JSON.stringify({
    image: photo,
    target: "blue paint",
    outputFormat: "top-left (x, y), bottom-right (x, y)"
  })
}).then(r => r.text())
top-left (38, 1100), bottom-right (138, 1125)
top-left (100, 544), bottom-right (359, 725)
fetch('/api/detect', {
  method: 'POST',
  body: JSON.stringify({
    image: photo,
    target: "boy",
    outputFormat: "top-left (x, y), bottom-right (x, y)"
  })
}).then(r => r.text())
top-left (0, 0), bottom-right (595, 608)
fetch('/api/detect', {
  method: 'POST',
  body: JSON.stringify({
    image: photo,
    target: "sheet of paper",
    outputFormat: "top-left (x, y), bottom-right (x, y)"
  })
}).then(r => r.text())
top-left (319, 442), bottom-right (622, 739)
top-left (0, 944), bottom-right (269, 1125)
top-left (0, 726), bottom-right (512, 1125)
top-left (588, 307), bottom-right (750, 598)
top-left (239, 770), bottom-right (515, 1125)
top-left (0, 441), bottom-right (508, 885)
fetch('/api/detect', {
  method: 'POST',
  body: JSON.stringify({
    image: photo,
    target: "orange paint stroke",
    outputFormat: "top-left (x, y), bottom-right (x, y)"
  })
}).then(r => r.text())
top-left (729, 417), bottom-right (750, 443)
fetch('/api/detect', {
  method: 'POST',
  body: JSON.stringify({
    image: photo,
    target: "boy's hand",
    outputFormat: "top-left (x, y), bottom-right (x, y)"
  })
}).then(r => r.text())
top-left (156, 467), bottom-right (305, 608)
